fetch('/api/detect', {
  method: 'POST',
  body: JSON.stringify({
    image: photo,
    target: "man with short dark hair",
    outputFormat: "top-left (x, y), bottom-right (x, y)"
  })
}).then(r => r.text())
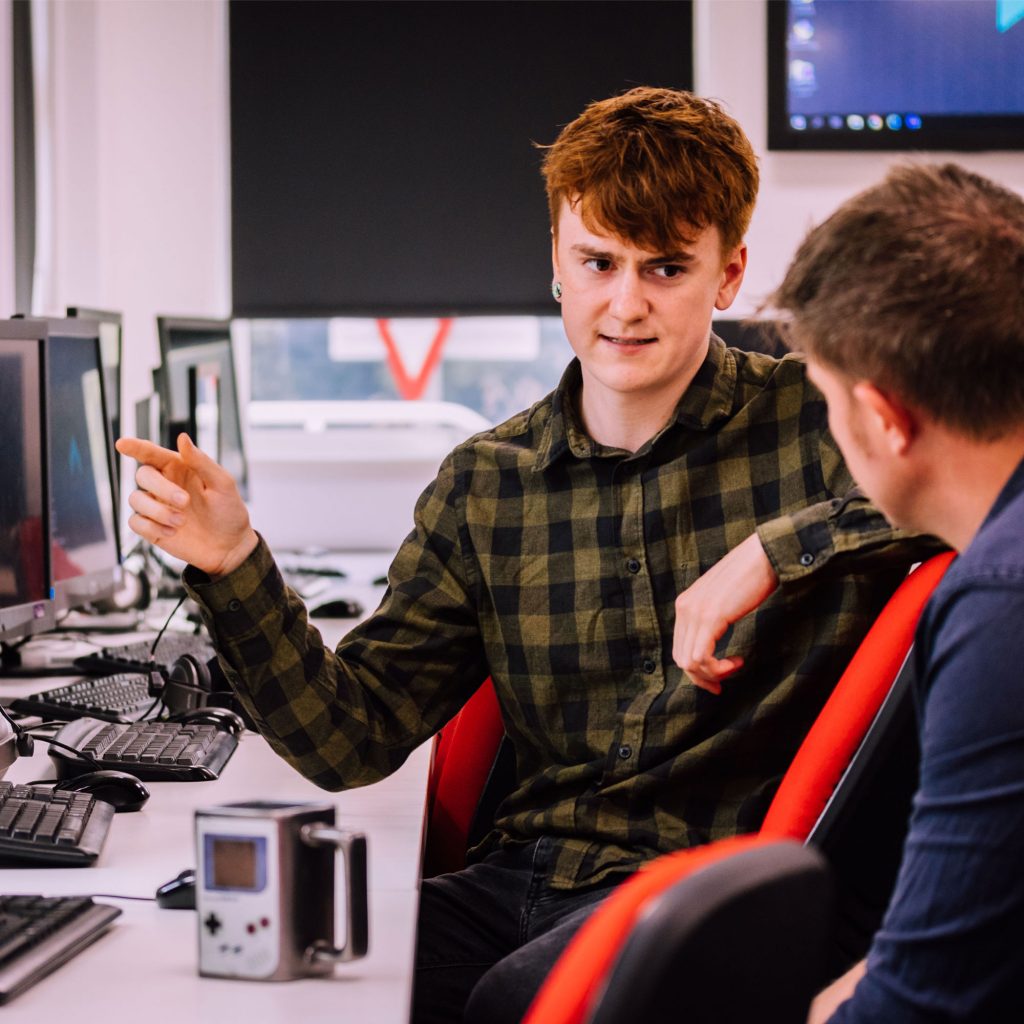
top-left (117, 89), bottom-right (929, 1023)
top-left (772, 162), bottom-right (1024, 1023)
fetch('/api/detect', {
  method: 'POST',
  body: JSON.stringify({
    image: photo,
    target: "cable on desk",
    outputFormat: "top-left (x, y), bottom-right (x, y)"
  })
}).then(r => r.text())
top-left (21, 735), bottom-right (103, 770)
top-left (148, 595), bottom-right (189, 660)
top-left (74, 894), bottom-right (158, 903)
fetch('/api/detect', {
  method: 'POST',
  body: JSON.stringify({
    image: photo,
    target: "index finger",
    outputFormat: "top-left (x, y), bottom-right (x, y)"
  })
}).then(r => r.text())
top-left (116, 436), bottom-right (179, 470)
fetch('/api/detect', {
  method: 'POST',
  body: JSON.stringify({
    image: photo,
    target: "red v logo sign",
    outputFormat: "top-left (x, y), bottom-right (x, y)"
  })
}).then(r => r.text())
top-left (375, 318), bottom-right (453, 400)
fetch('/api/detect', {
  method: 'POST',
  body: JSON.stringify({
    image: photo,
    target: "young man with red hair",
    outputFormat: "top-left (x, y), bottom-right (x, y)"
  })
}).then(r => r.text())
top-left (118, 89), bottom-right (927, 1022)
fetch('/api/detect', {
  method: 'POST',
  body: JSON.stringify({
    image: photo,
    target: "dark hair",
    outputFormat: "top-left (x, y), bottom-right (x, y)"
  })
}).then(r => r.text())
top-left (772, 163), bottom-right (1024, 439)
top-left (540, 87), bottom-right (759, 257)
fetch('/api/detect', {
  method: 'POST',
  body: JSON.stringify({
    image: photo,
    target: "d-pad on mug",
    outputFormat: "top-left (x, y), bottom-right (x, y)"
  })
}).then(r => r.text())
top-left (195, 801), bottom-right (368, 980)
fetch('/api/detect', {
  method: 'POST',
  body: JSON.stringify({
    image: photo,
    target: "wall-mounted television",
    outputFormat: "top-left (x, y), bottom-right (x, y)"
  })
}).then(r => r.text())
top-left (768, 0), bottom-right (1024, 151)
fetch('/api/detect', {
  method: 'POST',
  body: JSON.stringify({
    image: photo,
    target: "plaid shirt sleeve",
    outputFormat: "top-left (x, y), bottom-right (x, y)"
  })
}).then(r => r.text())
top-left (757, 424), bottom-right (930, 582)
top-left (182, 450), bottom-right (490, 790)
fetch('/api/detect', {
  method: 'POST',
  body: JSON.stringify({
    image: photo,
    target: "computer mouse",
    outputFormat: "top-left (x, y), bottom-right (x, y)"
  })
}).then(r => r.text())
top-left (156, 868), bottom-right (196, 910)
top-left (309, 596), bottom-right (364, 619)
top-left (169, 706), bottom-right (246, 736)
top-left (54, 770), bottom-right (151, 813)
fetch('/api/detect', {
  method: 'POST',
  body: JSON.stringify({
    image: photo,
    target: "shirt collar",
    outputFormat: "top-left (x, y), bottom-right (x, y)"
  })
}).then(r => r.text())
top-left (535, 334), bottom-right (738, 472)
top-left (979, 451), bottom-right (1024, 532)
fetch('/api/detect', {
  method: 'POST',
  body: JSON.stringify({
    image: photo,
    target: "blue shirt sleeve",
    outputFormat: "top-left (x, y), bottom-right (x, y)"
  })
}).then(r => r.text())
top-left (829, 579), bottom-right (1024, 1023)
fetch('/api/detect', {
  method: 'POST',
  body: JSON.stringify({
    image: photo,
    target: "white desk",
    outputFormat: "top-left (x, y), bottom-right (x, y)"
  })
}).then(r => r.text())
top-left (0, 608), bottom-right (430, 1022)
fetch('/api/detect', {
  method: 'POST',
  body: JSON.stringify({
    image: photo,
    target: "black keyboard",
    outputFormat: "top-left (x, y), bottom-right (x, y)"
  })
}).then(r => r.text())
top-left (10, 673), bottom-right (156, 724)
top-left (0, 781), bottom-right (115, 866)
top-left (0, 895), bottom-right (120, 1004)
top-left (50, 718), bottom-right (238, 782)
top-left (74, 632), bottom-right (215, 676)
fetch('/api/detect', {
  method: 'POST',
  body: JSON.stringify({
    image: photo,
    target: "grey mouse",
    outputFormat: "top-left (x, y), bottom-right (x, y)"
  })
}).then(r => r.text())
top-left (54, 770), bottom-right (151, 812)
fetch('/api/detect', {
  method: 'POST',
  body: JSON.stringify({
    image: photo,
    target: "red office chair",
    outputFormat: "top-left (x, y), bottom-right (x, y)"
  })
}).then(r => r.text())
top-left (523, 550), bottom-right (954, 1024)
top-left (423, 677), bottom-right (506, 878)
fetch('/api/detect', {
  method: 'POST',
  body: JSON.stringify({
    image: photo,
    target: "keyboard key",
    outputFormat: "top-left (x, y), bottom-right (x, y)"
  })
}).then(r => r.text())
top-left (11, 804), bottom-right (44, 840)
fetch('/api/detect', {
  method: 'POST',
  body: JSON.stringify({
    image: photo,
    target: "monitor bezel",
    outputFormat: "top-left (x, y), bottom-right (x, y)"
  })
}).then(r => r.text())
top-left (156, 315), bottom-right (250, 501)
top-left (0, 319), bottom-right (56, 642)
top-left (66, 306), bottom-right (124, 439)
top-left (766, 0), bottom-right (1024, 153)
top-left (43, 317), bottom-right (123, 614)
top-left (67, 307), bottom-right (123, 514)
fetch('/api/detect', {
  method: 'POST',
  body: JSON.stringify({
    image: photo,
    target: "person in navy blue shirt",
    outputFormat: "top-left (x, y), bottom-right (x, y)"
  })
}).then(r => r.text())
top-left (771, 162), bottom-right (1024, 1022)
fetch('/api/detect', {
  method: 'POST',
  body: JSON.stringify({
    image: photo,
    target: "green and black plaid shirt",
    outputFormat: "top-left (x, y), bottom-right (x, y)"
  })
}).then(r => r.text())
top-left (186, 337), bottom-right (932, 889)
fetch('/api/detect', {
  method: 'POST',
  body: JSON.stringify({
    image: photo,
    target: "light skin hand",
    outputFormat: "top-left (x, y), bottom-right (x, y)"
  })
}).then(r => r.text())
top-left (672, 532), bottom-right (779, 694)
top-left (807, 959), bottom-right (866, 1023)
top-left (115, 433), bottom-right (259, 578)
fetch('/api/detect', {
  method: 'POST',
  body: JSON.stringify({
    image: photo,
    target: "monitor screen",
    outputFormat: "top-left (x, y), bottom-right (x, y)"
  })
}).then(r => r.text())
top-left (0, 322), bottom-right (55, 643)
top-left (768, 0), bottom-right (1024, 151)
top-left (157, 317), bottom-right (249, 501)
top-left (46, 322), bottom-right (122, 612)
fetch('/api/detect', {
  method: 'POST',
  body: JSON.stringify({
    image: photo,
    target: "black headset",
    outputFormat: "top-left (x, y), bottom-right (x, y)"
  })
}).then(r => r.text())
top-left (156, 654), bottom-right (255, 730)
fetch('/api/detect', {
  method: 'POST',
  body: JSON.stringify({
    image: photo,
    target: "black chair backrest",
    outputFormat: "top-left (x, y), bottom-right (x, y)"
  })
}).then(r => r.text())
top-left (588, 842), bottom-right (834, 1024)
top-left (806, 651), bottom-right (921, 975)
top-left (712, 319), bottom-right (788, 357)
top-left (466, 734), bottom-right (518, 851)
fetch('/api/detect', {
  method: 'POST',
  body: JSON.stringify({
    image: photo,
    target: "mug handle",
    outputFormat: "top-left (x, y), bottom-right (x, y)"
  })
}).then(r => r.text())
top-left (299, 823), bottom-right (369, 963)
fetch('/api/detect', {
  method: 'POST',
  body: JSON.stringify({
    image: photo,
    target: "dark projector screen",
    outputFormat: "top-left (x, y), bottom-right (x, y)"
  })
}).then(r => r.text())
top-left (230, 1), bottom-right (694, 318)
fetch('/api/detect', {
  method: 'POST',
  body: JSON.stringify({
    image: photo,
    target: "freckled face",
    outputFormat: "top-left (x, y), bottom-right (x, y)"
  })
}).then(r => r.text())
top-left (552, 200), bottom-right (746, 410)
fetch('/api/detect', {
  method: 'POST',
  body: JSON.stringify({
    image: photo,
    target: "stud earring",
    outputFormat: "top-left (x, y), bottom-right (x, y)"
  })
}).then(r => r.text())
top-left (551, 281), bottom-right (562, 301)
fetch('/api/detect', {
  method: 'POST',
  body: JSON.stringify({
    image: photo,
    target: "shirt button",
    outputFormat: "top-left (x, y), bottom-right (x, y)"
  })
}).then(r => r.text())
top-left (227, 599), bottom-right (242, 612)
top-left (617, 745), bottom-right (632, 760)
top-left (626, 558), bottom-right (641, 574)
top-left (799, 552), bottom-right (815, 567)
top-left (642, 658), bottom-right (657, 674)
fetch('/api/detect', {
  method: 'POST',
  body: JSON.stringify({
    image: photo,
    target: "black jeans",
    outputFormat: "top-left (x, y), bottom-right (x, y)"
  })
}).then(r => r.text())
top-left (412, 838), bottom-right (620, 1024)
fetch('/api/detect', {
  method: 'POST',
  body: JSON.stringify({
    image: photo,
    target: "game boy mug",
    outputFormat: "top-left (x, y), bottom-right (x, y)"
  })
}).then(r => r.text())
top-left (195, 801), bottom-right (368, 980)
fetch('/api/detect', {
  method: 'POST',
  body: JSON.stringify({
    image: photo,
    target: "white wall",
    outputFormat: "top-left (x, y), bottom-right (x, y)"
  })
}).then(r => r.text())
top-left (44, 0), bottom-right (230, 425)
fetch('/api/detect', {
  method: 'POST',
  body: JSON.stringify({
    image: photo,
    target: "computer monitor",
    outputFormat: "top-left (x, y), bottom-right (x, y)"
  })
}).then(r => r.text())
top-left (711, 319), bottom-right (787, 358)
top-left (0, 320), bottom-right (56, 645)
top-left (768, 0), bottom-right (1024, 151)
top-left (44, 318), bottom-right (122, 612)
top-left (66, 307), bottom-right (123, 444)
top-left (134, 393), bottom-right (161, 445)
top-left (157, 316), bottom-right (249, 501)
